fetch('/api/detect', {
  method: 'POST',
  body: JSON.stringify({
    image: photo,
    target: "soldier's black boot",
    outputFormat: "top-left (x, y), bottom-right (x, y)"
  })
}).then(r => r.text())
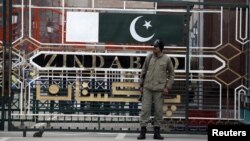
top-left (137, 126), bottom-right (147, 140)
top-left (153, 127), bottom-right (164, 140)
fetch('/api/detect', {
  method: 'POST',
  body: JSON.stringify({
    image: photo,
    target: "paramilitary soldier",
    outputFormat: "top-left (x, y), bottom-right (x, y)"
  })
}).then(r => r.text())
top-left (138, 39), bottom-right (175, 140)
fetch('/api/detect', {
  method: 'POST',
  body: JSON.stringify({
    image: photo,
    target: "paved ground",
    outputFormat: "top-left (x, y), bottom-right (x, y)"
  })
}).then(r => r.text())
top-left (0, 131), bottom-right (207, 141)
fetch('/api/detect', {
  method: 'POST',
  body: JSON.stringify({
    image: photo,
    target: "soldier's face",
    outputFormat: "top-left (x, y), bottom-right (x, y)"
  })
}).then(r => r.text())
top-left (153, 46), bottom-right (161, 54)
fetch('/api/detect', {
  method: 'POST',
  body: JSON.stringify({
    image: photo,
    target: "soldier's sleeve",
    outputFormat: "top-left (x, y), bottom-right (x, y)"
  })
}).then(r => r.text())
top-left (166, 57), bottom-right (175, 89)
top-left (139, 54), bottom-right (150, 87)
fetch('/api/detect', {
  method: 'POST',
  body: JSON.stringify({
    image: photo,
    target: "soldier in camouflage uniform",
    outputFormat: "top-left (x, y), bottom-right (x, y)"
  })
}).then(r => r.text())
top-left (138, 39), bottom-right (175, 140)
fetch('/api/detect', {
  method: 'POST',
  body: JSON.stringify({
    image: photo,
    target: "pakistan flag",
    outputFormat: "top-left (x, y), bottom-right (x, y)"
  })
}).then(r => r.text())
top-left (66, 12), bottom-right (185, 45)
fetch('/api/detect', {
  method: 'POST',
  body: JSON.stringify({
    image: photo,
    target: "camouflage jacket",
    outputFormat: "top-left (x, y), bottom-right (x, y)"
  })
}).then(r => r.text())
top-left (140, 53), bottom-right (175, 91)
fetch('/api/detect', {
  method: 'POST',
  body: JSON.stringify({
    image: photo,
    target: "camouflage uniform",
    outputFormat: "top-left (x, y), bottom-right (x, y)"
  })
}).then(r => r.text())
top-left (139, 52), bottom-right (175, 127)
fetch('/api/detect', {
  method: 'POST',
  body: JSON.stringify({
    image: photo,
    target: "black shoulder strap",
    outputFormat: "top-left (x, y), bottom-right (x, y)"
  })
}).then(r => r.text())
top-left (146, 53), bottom-right (153, 70)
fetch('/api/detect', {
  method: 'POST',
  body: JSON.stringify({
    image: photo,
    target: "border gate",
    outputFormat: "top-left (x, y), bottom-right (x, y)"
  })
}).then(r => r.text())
top-left (0, 0), bottom-right (249, 136)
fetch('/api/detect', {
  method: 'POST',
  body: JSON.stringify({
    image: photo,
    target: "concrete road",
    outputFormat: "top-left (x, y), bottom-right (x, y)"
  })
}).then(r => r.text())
top-left (0, 131), bottom-right (207, 141)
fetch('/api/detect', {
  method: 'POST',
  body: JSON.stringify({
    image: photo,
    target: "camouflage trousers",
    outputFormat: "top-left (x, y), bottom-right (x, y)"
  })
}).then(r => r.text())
top-left (139, 88), bottom-right (164, 127)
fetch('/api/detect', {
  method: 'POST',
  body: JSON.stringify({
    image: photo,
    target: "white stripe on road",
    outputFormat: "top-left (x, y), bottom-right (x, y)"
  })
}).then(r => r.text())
top-left (0, 137), bottom-right (10, 141)
top-left (115, 133), bottom-right (126, 140)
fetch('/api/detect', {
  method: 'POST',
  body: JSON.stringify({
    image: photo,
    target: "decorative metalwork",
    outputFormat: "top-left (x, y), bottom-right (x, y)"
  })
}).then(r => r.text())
top-left (0, 0), bottom-right (248, 134)
top-left (235, 8), bottom-right (249, 45)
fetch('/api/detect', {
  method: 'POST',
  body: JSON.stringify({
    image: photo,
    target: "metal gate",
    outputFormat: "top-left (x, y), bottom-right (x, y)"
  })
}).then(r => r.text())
top-left (0, 0), bottom-right (249, 136)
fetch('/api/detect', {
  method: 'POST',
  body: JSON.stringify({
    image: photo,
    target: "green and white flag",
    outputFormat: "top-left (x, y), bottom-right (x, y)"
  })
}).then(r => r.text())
top-left (66, 12), bottom-right (99, 43)
top-left (66, 12), bottom-right (184, 45)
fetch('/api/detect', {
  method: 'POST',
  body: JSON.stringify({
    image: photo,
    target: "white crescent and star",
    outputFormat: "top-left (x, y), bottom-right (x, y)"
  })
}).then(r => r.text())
top-left (130, 16), bottom-right (155, 42)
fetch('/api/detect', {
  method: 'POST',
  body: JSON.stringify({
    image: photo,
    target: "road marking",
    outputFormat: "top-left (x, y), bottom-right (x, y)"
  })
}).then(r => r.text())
top-left (115, 133), bottom-right (126, 140)
top-left (0, 137), bottom-right (10, 141)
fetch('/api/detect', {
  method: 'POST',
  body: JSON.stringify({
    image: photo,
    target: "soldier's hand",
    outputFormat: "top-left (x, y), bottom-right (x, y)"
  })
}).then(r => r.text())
top-left (163, 88), bottom-right (168, 95)
top-left (138, 87), bottom-right (143, 101)
top-left (140, 87), bottom-right (144, 94)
